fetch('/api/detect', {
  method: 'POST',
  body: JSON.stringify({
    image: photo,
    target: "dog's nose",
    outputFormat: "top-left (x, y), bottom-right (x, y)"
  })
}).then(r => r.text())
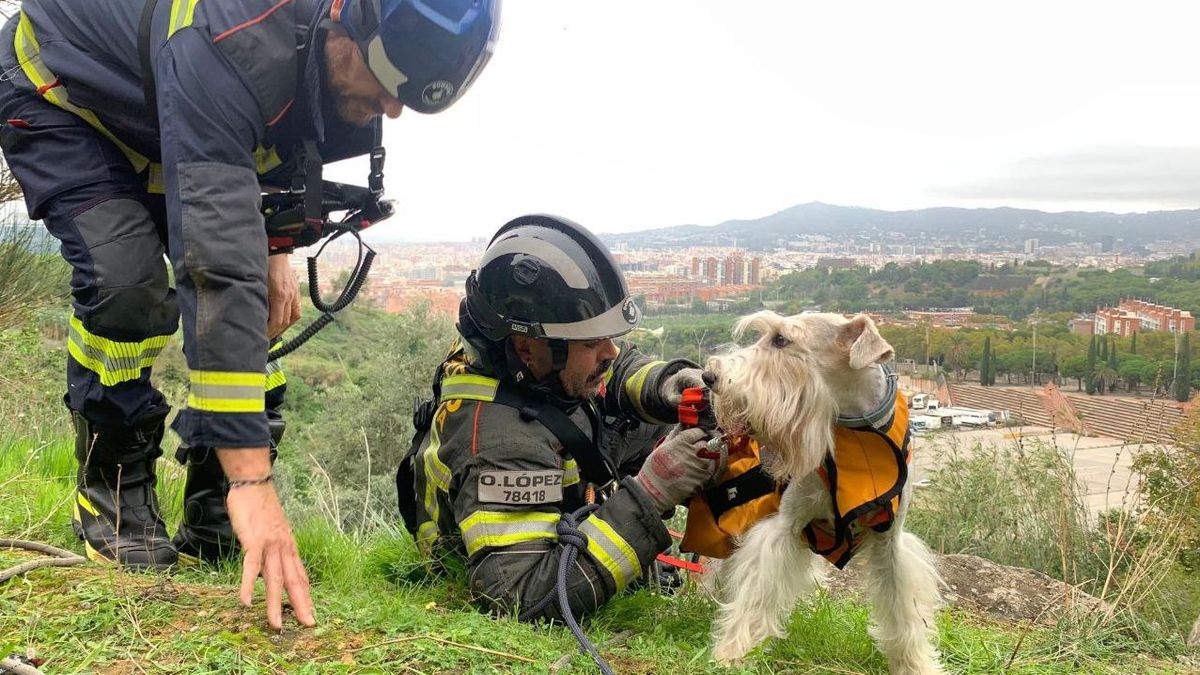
top-left (701, 370), bottom-right (717, 388)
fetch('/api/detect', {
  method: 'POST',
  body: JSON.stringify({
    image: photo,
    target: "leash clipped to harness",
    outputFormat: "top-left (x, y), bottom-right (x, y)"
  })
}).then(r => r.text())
top-left (264, 143), bottom-right (393, 361)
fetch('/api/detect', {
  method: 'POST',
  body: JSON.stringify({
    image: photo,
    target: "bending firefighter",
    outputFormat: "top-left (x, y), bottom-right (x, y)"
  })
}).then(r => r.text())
top-left (398, 215), bottom-right (724, 621)
top-left (0, 0), bottom-right (499, 628)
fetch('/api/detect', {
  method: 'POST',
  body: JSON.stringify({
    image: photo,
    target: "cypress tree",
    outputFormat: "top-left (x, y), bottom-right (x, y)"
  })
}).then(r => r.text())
top-left (980, 336), bottom-right (992, 386)
top-left (1176, 333), bottom-right (1192, 402)
top-left (1130, 332), bottom-right (1137, 355)
top-left (1086, 335), bottom-right (1097, 395)
top-left (1100, 337), bottom-right (1108, 362)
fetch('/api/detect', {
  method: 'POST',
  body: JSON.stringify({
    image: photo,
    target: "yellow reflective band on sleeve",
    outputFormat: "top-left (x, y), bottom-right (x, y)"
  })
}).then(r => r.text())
top-left (579, 514), bottom-right (641, 590)
top-left (67, 315), bottom-right (170, 386)
top-left (602, 345), bottom-right (621, 386)
top-left (187, 371), bottom-right (266, 413)
top-left (624, 360), bottom-right (668, 425)
top-left (562, 459), bottom-right (580, 487)
top-left (439, 374), bottom-right (499, 403)
top-left (459, 510), bottom-right (559, 556)
top-left (14, 12), bottom-right (150, 173)
top-left (167, 0), bottom-right (203, 38)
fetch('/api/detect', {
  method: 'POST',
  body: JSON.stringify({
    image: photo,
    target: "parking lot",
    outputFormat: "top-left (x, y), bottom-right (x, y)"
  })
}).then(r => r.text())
top-left (908, 424), bottom-right (1145, 515)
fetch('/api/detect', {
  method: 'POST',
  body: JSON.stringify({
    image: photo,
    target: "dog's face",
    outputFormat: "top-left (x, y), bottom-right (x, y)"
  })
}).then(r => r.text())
top-left (705, 311), bottom-right (894, 480)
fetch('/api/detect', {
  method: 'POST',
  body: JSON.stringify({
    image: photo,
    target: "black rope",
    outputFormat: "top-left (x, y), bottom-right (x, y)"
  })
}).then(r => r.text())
top-left (518, 504), bottom-right (616, 675)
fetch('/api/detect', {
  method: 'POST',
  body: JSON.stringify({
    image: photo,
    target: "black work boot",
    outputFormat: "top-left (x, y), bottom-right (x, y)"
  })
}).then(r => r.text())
top-left (71, 405), bottom-right (177, 571)
top-left (174, 416), bottom-right (283, 565)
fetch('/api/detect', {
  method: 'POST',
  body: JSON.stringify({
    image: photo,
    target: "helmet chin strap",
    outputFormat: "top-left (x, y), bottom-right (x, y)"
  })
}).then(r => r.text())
top-left (502, 338), bottom-right (573, 398)
top-left (550, 339), bottom-right (569, 373)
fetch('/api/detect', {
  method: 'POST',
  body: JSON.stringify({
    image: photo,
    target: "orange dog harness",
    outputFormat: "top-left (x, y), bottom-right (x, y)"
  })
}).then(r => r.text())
top-left (680, 388), bottom-right (910, 569)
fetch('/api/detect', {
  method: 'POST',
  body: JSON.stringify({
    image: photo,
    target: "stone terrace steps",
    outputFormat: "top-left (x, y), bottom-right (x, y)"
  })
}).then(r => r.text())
top-left (946, 383), bottom-right (1190, 445)
top-left (947, 384), bottom-right (1055, 428)
top-left (1063, 392), bottom-right (1186, 445)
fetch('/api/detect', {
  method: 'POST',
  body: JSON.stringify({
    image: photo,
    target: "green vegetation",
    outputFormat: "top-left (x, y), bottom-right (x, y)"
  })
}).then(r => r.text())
top-left (4, 226), bottom-right (1200, 672)
top-left (7, 296), bottom-right (1200, 667)
top-left (766, 259), bottom-right (1200, 320)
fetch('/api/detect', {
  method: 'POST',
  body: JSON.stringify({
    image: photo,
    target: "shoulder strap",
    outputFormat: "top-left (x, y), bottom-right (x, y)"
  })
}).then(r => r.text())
top-left (493, 384), bottom-right (617, 487)
top-left (138, 0), bottom-right (161, 118)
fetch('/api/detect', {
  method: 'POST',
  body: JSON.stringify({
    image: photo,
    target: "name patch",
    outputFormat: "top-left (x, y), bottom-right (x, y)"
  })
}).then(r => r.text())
top-left (478, 470), bottom-right (564, 504)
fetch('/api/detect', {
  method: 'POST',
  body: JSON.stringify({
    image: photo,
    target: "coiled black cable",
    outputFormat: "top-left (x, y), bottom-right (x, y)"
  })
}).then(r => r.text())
top-left (270, 225), bottom-right (375, 361)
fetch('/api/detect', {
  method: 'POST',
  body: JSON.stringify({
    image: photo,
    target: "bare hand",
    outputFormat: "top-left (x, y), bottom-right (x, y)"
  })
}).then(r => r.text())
top-left (218, 447), bottom-right (315, 631)
top-left (267, 253), bottom-right (301, 339)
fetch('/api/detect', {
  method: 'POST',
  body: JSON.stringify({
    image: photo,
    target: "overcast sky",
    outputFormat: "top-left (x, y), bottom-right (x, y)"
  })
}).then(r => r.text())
top-left (328, 1), bottom-right (1200, 242)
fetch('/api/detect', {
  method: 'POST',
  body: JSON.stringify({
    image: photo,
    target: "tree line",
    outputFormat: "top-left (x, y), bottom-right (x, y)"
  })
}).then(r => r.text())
top-left (766, 258), bottom-right (1200, 321)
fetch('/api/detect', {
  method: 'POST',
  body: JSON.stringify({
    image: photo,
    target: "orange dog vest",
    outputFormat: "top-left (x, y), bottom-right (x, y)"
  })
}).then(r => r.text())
top-left (682, 390), bottom-right (910, 569)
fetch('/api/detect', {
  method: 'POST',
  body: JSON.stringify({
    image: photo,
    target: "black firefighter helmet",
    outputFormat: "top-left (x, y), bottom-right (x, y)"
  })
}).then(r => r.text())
top-left (464, 215), bottom-right (642, 347)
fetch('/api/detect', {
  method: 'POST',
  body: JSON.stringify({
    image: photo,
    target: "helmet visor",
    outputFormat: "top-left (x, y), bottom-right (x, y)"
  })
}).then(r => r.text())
top-left (539, 297), bottom-right (642, 341)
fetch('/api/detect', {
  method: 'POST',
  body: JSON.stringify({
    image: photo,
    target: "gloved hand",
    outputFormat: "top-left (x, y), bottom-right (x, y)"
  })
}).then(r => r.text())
top-left (659, 367), bottom-right (707, 409)
top-left (634, 427), bottom-right (725, 513)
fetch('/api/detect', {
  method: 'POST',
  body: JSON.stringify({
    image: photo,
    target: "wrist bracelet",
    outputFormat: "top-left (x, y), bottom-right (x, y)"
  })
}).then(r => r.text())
top-left (228, 473), bottom-right (274, 489)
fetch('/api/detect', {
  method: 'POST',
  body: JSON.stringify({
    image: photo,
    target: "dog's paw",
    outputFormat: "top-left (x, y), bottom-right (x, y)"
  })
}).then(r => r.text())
top-left (887, 657), bottom-right (946, 675)
top-left (710, 640), bottom-right (750, 665)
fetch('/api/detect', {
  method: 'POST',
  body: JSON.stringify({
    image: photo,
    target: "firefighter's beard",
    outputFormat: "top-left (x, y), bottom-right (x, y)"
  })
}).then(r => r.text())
top-left (560, 359), bottom-right (613, 400)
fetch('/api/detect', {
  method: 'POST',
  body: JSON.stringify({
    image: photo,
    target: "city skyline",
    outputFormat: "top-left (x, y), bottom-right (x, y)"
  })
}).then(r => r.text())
top-left (327, 1), bottom-right (1200, 242)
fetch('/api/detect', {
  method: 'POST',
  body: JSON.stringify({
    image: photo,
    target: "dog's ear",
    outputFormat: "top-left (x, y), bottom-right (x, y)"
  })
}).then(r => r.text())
top-left (839, 314), bottom-right (894, 369)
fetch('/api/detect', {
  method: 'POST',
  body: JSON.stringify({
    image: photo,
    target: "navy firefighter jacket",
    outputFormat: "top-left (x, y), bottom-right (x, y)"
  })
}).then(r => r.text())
top-left (0, 0), bottom-right (378, 447)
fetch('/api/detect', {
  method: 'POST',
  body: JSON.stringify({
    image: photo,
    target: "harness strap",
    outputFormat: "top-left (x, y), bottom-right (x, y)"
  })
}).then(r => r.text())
top-left (702, 465), bottom-right (777, 519)
top-left (138, 0), bottom-right (160, 117)
top-left (493, 385), bottom-right (617, 491)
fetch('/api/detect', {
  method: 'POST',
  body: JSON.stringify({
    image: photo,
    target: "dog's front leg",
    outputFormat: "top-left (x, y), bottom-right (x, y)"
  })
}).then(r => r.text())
top-left (862, 485), bottom-right (945, 675)
top-left (711, 477), bottom-right (828, 664)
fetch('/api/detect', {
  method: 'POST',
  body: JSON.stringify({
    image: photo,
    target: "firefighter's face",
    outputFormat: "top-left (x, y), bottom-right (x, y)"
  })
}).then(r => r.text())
top-left (513, 337), bottom-right (620, 399)
top-left (324, 28), bottom-right (404, 126)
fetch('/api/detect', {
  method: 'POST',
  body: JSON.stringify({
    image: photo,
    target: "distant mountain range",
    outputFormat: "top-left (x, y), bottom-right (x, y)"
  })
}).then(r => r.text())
top-left (601, 202), bottom-right (1200, 250)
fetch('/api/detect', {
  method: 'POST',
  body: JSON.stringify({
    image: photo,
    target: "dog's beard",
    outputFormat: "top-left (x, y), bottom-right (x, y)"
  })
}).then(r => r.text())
top-left (707, 347), bottom-right (837, 482)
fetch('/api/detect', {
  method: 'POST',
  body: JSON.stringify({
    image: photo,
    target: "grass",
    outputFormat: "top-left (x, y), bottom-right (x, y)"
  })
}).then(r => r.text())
top-left (4, 436), bottom-right (1198, 673)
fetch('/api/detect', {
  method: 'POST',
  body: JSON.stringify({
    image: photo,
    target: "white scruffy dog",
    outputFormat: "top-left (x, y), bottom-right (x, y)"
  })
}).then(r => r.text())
top-left (703, 311), bottom-right (944, 675)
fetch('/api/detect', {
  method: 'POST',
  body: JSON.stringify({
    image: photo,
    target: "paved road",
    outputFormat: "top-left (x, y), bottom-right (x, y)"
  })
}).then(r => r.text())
top-left (909, 425), bottom-right (1146, 515)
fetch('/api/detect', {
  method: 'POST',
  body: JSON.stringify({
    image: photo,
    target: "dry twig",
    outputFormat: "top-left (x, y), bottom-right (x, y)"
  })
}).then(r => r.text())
top-left (0, 538), bottom-right (86, 584)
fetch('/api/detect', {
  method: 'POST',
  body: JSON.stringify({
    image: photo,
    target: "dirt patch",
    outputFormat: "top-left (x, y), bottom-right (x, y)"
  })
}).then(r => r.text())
top-left (825, 552), bottom-right (1109, 624)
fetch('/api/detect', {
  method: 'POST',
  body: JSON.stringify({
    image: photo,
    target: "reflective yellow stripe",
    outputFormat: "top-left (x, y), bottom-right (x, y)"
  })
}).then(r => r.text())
top-left (168, 0), bottom-right (203, 38)
top-left (562, 459), bottom-right (580, 487)
top-left (146, 164), bottom-right (165, 194)
top-left (602, 345), bottom-right (621, 386)
top-left (188, 371), bottom-right (265, 413)
top-left (14, 12), bottom-right (150, 173)
top-left (77, 493), bottom-right (100, 517)
top-left (418, 419), bottom-right (453, 555)
top-left (67, 315), bottom-right (169, 386)
top-left (579, 514), bottom-right (641, 589)
top-left (440, 374), bottom-right (499, 402)
top-left (254, 145), bottom-right (283, 174)
top-left (265, 367), bottom-right (287, 392)
top-left (460, 510), bottom-right (559, 556)
top-left (417, 520), bottom-right (439, 554)
top-left (624, 361), bottom-right (668, 425)
top-left (265, 342), bottom-right (286, 391)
